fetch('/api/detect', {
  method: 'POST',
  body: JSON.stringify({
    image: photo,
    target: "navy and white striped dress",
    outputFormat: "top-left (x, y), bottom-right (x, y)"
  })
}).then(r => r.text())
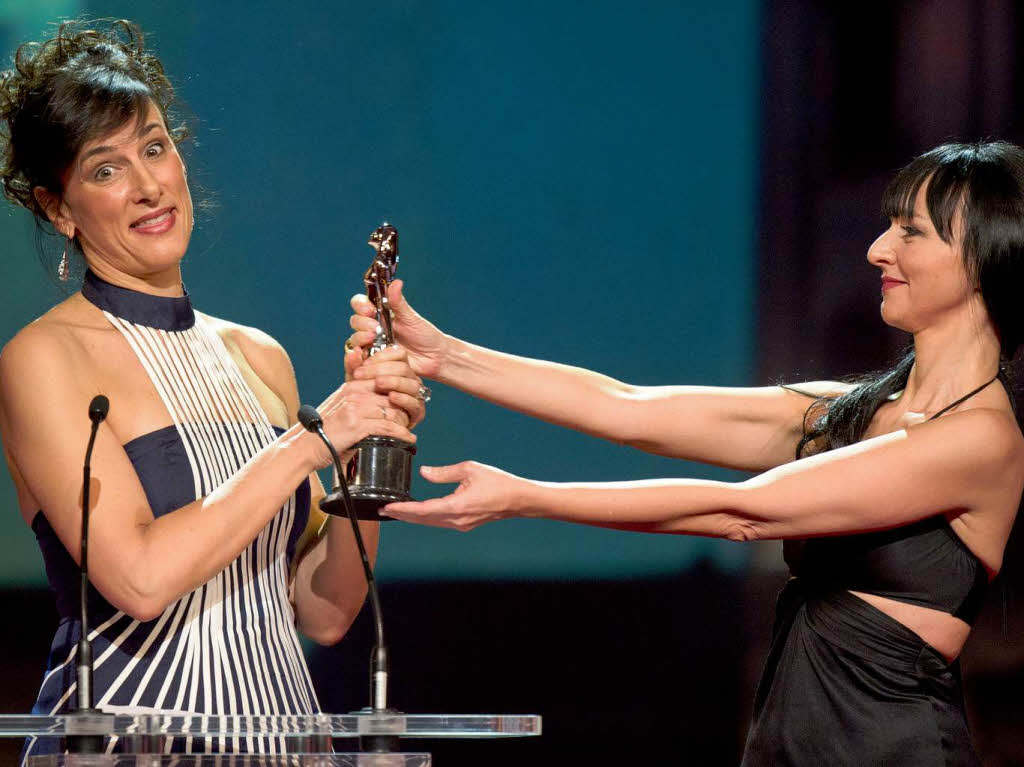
top-left (23, 271), bottom-right (318, 762)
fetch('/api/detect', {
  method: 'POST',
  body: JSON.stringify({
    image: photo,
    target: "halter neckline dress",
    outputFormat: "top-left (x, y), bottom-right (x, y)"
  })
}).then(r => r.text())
top-left (23, 270), bottom-right (316, 762)
top-left (741, 381), bottom-right (997, 766)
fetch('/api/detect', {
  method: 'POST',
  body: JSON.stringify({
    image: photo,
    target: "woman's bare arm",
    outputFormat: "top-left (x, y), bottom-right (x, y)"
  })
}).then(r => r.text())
top-left (438, 339), bottom-right (837, 471)
top-left (384, 408), bottom-right (1022, 572)
top-left (351, 282), bottom-right (845, 472)
top-left (0, 324), bottom-right (412, 623)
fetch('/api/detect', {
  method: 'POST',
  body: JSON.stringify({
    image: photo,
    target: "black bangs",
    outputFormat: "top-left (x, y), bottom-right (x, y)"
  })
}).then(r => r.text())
top-left (881, 157), bottom-right (931, 223)
top-left (881, 144), bottom-right (977, 244)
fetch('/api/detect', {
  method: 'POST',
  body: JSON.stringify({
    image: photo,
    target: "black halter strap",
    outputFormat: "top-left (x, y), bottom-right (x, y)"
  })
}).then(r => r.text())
top-left (928, 373), bottom-right (1000, 421)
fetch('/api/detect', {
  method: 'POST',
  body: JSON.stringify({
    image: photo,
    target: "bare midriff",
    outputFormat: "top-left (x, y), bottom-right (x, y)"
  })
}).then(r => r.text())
top-left (848, 590), bottom-right (970, 663)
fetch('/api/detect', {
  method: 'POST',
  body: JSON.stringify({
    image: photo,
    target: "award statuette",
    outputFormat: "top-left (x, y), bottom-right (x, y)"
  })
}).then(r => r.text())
top-left (321, 223), bottom-right (417, 521)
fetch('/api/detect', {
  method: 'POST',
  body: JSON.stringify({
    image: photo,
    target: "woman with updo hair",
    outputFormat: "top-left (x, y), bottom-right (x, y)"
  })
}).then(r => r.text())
top-left (349, 141), bottom-right (1024, 765)
top-left (0, 20), bottom-right (425, 760)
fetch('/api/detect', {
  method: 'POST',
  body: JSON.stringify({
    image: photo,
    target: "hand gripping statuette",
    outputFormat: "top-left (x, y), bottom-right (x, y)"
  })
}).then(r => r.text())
top-left (322, 223), bottom-right (417, 521)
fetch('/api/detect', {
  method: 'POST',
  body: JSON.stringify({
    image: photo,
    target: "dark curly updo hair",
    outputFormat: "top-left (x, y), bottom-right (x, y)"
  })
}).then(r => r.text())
top-left (0, 18), bottom-right (186, 224)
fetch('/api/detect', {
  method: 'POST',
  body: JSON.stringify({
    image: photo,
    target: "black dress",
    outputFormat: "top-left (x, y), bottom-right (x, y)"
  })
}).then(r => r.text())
top-left (740, 515), bottom-right (987, 766)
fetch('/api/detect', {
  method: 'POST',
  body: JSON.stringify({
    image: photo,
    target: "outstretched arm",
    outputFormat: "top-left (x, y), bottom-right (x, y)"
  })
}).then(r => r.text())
top-left (383, 409), bottom-right (1022, 571)
top-left (350, 281), bottom-right (844, 472)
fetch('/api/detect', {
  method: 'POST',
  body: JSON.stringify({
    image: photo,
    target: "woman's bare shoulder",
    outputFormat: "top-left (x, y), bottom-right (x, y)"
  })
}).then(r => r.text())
top-left (937, 406), bottom-right (1024, 456)
top-left (0, 295), bottom-right (99, 371)
top-left (198, 312), bottom-right (291, 371)
top-left (197, 312), bottom-right (299, 407)
top-left (0, 297), bottom-right (108, 447)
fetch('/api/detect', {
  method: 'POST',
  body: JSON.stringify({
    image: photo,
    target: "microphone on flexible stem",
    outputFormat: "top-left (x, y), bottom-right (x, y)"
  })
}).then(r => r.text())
top-left (67, 395), bottom-right (109, 754)
top-left (297, 405), bottom-right (398, 753)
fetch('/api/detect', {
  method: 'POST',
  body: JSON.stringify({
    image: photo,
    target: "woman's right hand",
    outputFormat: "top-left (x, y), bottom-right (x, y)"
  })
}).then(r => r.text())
top-left (381, 461), bottom-right (530, 531)
top-left (310, 379), bottom-right (417, 469)
top-left (348, 279), bottom-right (447, 379)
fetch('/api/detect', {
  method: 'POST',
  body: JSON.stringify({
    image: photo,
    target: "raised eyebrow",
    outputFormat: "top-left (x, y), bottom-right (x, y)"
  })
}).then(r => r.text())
top-left (79, 123), bottom-right (165, 164)
top-left (136, 121), bottom-right (163, 138)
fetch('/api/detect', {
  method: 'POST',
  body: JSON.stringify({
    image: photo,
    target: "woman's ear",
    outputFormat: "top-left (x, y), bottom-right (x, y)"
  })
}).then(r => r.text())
top-left (32, 186), bottom-right (75, 238)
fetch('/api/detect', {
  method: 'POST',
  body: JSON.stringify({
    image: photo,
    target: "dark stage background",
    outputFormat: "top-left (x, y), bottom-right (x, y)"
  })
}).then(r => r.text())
top-left (2, 1), bottom-right (1024, 765)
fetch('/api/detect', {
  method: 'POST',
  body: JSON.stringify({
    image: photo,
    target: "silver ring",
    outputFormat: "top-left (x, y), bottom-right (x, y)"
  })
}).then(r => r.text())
top-left (417, 385), bottom-right (432, 403)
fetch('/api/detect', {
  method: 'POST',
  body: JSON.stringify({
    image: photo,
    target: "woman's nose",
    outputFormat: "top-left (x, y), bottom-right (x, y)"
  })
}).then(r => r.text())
top-left (131, 163), bottom-right (161, 202)
top-left (867, 228), bottom-right (896, 267)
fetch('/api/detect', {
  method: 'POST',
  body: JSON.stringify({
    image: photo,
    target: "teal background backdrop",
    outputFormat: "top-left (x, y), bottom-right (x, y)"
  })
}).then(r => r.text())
top-left (0, 0), bottom-right (759, 584)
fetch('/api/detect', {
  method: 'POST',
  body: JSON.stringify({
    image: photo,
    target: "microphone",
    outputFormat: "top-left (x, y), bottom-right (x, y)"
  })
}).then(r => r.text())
top-left (298, 405), bottom-right (393, 732)
top-left (68, 394), bottom-right (109, 754)
top-left (89, 395), bottom-right (109, 424)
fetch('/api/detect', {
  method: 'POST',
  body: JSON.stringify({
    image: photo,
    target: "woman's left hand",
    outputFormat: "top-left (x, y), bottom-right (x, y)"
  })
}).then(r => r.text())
top-left (381, 461), bottom-right (530, 531)
top-left (348, 346), bottom-right (428, 428)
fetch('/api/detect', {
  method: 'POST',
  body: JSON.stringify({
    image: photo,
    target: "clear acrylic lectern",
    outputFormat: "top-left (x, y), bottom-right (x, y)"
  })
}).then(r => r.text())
top-left (1, 711), bottom-right (542, 766)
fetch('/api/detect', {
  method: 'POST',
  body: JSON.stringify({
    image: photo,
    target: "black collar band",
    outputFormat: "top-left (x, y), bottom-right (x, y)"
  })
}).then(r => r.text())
top-left (82, 269), bottom-right (195, 331)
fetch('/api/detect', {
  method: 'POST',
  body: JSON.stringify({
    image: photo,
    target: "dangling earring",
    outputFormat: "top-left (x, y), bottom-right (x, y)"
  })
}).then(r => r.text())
top-left (58, 234), bottom-right (70, 283)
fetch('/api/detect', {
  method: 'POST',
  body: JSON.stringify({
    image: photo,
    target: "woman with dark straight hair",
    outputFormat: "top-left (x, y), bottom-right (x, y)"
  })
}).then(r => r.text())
top-left (0, 19), bottom-right (424, 761)
top-left (348, 141), bottom-right (1024, 764)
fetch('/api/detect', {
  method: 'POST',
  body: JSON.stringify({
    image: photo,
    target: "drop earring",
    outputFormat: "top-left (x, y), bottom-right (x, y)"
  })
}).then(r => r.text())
top-left (58, 234), bottom-right (70, 282)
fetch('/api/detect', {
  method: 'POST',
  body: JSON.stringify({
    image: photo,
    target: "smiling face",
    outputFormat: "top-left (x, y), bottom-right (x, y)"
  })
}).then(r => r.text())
top-left (42, 100), bottom-right (193, 282)
top-left (866, 180), bottom-right (980, 333)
